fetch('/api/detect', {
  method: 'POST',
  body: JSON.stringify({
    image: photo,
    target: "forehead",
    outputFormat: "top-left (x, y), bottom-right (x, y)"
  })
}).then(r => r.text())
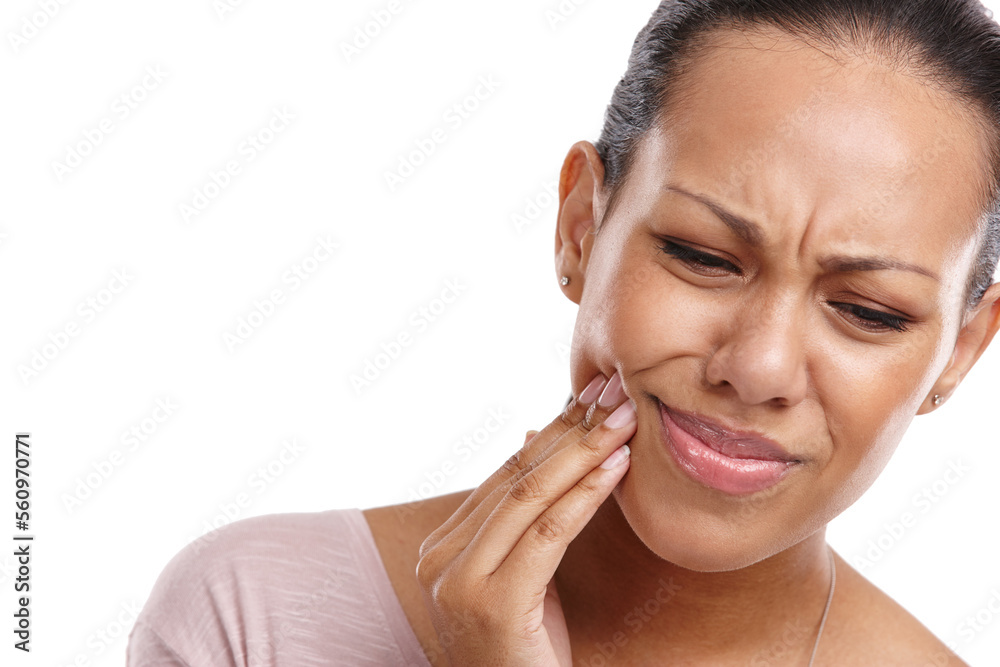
top-left (630, 26), bottom-right (990, 264)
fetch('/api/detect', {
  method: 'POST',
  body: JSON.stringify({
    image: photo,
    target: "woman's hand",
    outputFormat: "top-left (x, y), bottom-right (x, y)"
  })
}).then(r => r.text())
top-left (415, 371), bottom-right (636, 666)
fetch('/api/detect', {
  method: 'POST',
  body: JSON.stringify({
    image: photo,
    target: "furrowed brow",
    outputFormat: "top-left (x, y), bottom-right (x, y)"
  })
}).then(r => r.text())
top-left (663, 184), bottom-right (765, 247)
top-left (663, 184), bottom-right (939, 280)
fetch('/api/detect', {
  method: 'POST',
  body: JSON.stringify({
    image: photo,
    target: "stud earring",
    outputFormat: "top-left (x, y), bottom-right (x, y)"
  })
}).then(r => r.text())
top-left (933, 394), bottom-right (944, 406)
top-left (560, 276), bottom-right (570, 286)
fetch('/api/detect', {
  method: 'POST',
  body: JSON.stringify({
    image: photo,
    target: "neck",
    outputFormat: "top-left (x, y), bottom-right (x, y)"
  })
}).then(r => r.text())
top-left (554, 493), bottom-right (833, 665)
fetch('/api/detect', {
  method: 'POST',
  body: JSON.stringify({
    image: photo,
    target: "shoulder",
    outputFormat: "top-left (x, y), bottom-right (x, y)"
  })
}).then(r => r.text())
top-left (820, 551), bottom-right (968, 666)
top-left (362, 489), bottom-right (476, 666)
top-left (140, 509), bottom-right (362, 619)
top-left (128, 508), bottom-right (416, 667)
top-left (362, 488), bottom-right (474, 556)
top-left (361, 488), bottom-right (476, 585)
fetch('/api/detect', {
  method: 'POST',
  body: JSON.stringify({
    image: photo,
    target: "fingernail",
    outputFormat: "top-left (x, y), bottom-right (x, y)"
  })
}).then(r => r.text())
top-left (598, 371), bottom-right (625, 408)
top-left (604, 399), bottom-right (636, 428)
top-left (579, 374), bottom-right (608, 404)
top-left (600, 444), bottom-right (631, 470)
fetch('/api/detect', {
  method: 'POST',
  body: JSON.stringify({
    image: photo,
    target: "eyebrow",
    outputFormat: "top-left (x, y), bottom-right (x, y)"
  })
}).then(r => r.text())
top-left (663, 184), bottom-right (766, 247)
top-left (662, 184), bottom-right (940, 281)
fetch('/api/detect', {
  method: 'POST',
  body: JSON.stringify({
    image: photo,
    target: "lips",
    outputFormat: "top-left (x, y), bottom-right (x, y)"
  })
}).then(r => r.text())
top-left (662, 403), bottom-right (800, 463)
top-left (658, 400), bottom-right (802, 495)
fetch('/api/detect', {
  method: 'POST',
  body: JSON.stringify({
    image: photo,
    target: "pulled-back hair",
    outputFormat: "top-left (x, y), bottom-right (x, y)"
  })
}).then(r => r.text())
top-left (594, 0), bottom-right (1000, 308)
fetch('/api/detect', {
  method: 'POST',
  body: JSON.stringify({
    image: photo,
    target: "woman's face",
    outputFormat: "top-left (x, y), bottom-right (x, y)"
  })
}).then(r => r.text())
top-left (560, 27), bottom-right (998, 571)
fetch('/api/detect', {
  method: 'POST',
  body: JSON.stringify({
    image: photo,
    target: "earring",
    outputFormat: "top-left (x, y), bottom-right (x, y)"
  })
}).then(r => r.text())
top-left (933, 394), bottom-right (944, 406)
top-left (560, 276), bottom-right (570, 286)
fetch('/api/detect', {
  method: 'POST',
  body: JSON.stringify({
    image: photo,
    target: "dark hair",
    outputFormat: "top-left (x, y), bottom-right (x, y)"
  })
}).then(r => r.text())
top-left (594, 0), bottom-right (1000, 308)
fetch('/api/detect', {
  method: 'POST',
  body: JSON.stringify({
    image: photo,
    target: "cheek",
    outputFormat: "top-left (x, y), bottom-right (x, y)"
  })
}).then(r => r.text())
top-left (573, 233), bottom-right (943, 446)
top-left (811, 338), bottom-right (937, 509)
top-left (569, 237), bottom-right (953, 568)
top-left (571, 245), bottom-right (717, 389)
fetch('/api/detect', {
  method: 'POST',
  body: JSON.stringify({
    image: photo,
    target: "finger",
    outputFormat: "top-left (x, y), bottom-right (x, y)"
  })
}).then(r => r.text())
top-left (524, 430), bottom-right (539, 445)
top-left (419, 373), bottom-right (607, 557)
top-left (460, 395), bottom-right (636, 578)
top-left (419, 374), bottom-right (622, 557)
top-left (496, 436), bottom-right (631, 597)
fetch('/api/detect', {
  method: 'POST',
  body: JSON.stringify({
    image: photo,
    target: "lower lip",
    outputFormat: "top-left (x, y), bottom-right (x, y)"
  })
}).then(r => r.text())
top-left (659, 402), bottom-right (798, 496)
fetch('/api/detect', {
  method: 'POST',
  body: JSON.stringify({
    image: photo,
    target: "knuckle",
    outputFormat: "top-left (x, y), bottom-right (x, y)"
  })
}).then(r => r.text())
top-left (507, 470), bottom-right (546, 505)
top-left (574, 472), bottom-right (604, 498)
top-left (415, 552), bottom-right (438, 588)
top-left (556, 409), bottom-right (579, 432)
top-left (417, 532), bottom-right (437, 562)
top-left (431, 573), bottom-right (463, 605)
top-left (581, 403), bottom-right (603, 431)
top-left (430, 568), bottom-right (487, 616)
top-left (575, 426), bottom-right (606, 458)
top-left (532, 512), bottom-right (565, 543)
top-left (501, 448), bottom-right (531, 477)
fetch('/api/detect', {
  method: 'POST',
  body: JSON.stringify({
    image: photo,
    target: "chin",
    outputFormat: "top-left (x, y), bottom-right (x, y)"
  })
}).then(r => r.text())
top-left (608, 424), bottom-right (823, 573)
top-left (611, 484), bottom-right (794, 572)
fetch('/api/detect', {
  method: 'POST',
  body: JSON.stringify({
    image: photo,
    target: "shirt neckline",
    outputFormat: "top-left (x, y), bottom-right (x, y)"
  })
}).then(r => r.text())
top-left (343, 507), bottom-right (434, 667)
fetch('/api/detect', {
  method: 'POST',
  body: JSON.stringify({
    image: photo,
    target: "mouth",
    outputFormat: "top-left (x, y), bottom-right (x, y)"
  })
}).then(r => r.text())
top-left (657, 399), bottom-right (802, 496)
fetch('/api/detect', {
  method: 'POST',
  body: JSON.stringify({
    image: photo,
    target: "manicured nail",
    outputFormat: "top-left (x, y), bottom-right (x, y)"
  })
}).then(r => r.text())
top-left (604, 399), bottom-right (636, 428)
top-left (600, 444), bottom-right (631, 469)
top-left (579, 374), bottom-right (608, 404)
top-left (598, 371), bottom-right (625, 408)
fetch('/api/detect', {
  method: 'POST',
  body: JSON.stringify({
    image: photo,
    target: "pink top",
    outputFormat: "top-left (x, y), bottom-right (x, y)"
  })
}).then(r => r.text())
top-left (126, 508), bottom-right (433, 666)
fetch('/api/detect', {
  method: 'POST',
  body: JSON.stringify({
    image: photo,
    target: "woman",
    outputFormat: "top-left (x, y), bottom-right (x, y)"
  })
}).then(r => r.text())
top-left (128, 0), bottom-right (1000, 664)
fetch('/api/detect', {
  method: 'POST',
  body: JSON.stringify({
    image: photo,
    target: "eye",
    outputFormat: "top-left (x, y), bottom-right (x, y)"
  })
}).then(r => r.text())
top-left (656, 238), bottom-right (742, 276)
top-left (830, 302), bottom-right (911, 333)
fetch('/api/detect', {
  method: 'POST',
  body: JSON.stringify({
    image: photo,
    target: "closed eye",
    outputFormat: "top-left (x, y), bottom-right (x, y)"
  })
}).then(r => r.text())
top-left (657, 238), bottom-right (912, 335)
top-left (830, 302), bottom-right (911, 333)
top-left (656, 238), bottom-right (742, 276)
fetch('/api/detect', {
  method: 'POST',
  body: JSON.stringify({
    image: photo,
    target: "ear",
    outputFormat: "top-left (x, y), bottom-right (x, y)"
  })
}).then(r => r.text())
top-left (555, 141), bottom-right (608, 305)
top-left (918, 282), bottom-right (1000, 414)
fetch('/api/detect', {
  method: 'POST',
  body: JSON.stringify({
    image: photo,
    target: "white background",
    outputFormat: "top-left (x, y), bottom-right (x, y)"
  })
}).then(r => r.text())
top-left (1, 0), bottom-right (998, 664)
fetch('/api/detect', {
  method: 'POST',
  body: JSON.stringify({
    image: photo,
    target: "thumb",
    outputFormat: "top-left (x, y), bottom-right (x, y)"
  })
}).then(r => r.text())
top-left (524, 430), bottom-right (539, 445)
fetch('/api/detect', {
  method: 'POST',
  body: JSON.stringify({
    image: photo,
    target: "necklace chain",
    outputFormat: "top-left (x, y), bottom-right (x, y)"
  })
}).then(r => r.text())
top-left (807, 545), bottom-right (837, 667)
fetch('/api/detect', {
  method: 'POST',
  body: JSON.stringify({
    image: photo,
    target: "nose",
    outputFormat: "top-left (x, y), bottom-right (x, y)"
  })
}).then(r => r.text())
top-left (703, 294), bottom-right (808, 407)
